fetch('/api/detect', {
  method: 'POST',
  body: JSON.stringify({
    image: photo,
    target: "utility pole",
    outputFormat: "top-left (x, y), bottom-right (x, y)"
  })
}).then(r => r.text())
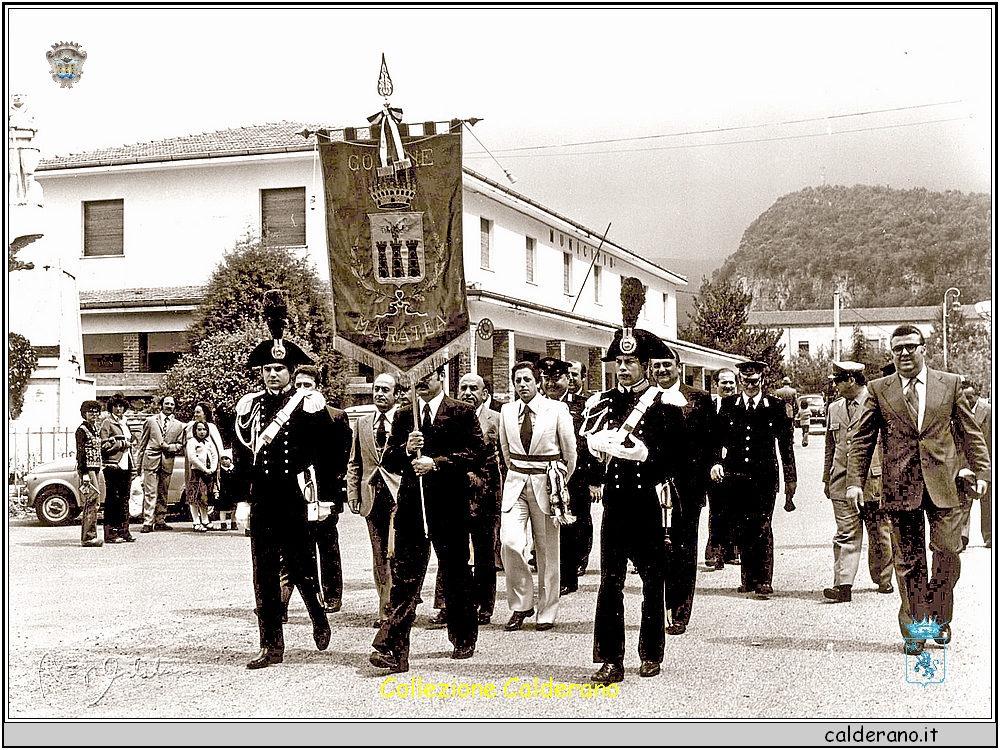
top-left (832, 291), bottom-right (841, 361)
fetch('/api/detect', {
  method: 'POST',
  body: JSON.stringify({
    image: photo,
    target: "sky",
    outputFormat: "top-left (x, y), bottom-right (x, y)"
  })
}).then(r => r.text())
top-left (6, 6), bottom-right (993, 288)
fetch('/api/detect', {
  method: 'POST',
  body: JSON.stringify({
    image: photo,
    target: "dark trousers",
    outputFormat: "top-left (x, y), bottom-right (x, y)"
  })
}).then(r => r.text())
top-left (891, 490), bottom-right (963, 627)
top-left (959, 483), bottom-right (992, 547)
top-left (308, 513), bottom-right (343, 604)
top-left (664, 493), bottom-right (703, 626)
top-left (705, 479), bottom-right (738, 563)
top-left (432, 511), bottom-right (498, 617)
top-left (858, 500), bottom-right (895, 587)
top-left (593, 502), bottom-right (665, 665)
top-left (729, 475), bottom-right (777, 591)
top-left (103, 466), bottom-right (131, 539)
top-left (250, 516), bottom-right (326, 651)
top-left (560, 480), bottom-right (594, 588)
top-left (375, 521), bottom-right (478, 667)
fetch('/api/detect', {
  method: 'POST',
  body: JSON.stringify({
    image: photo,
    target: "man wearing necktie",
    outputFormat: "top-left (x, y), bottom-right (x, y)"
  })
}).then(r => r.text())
top-left (137, 395), bottom-right (185, 533)
top-left (371, 366), bottom-right (485, 673)
top-left (848, 325), bottom-right (990, 654)
top-left (820, 361), bottom-right (894, 603)
top-left (710, 361), bottom-right (797, 600)
top-left (347, 374), bottom-right (403, 629)
top-left (498, 360), bottom-right (577, 633)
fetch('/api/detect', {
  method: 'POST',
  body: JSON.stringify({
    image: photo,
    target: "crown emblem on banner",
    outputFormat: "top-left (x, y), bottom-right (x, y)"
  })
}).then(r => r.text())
top-left (904, 616), bottom-right (946, 640)
top-left (369, 171), bottom-right (416, 210)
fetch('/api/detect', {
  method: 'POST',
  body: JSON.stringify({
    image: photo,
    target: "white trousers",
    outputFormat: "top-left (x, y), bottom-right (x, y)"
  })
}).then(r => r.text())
top-left (500, 482), bottom-right (560, 624)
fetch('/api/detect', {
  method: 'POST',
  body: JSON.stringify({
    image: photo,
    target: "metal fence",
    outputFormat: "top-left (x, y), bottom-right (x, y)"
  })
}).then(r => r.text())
top-left (8, 427), bottom-right (76, 483)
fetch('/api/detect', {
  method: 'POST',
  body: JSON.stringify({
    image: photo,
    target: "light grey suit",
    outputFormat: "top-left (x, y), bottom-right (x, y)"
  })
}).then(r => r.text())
top-left (137, 412), bottom-right (185, 525)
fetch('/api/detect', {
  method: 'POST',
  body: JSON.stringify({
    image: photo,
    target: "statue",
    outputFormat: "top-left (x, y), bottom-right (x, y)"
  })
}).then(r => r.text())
top-left (9, 93), bottom-right (43, 207)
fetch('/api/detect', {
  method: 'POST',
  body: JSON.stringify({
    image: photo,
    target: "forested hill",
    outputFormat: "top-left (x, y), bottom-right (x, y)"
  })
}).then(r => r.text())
top-left (713, 185), bottom-right (991, 311)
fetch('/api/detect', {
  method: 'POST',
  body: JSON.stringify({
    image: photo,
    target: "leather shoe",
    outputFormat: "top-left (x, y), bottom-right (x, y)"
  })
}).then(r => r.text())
top-left (505, 608), bottom-right (534, 631)
top-left (428, 608), bottom-right (447, 627)
top-left (591, 662), bottom-right (624, 685)
top-left (370, 649), bottom-right (406, 672)
top-left (372, 618), bottom-right (386, 629)
top-left (153, 522), bottom-right (172, 531)
top-left (877, 582), bottom-right (894, 594)
top-left (559, 585), bottom-right (577, 596)
top-left (934, 623), bottom-right (952, 646)
top-left (323, 599), bottom-right (342, 613)
top-left (576, 564), bottom-right (587, 577)
top-left (666, 622), bottom-right (687, 635)
top-left (313, 621), bottom-right (331, 651)
top-left (246, 648), bottom-right (283, 669)
top-left (736, 585), bottom-right (749, 593)
top-left (783, 498), bottom-right (796, 512)
top-left (904, 639), bottom-right (925, 656)
top-left (140, 525), bottom-right (153, 533)
top-left (121, 533), bottom-right (136, 542)
top-left (639, 660), bottom-right (661, 678)
top-left (477, 611), bottom-right (492, 625)
top-left (107, 536), bottom-right (127, 544)
top-left (725, 555), bottom-right (741, 565)
top-left (452, 644), bottom-right (475, 660)
top-left (757, 584), bottom-right (773, 595)
top-left (81, 539), bottom-right (103, 547)
top-left (823, 584), bottom-right (852, 602)
top-left (536, 622), bottom-right (555, 631)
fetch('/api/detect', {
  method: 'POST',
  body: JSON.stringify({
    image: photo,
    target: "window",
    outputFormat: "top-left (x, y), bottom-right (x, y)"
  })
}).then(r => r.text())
top-left (798, 341), bottom-right (810, 355)
top-left (480, 217), bottom-right (492, 269)
top-left (261, 187), bottom-right (306, 247)
top-left (525, 237), bottom-right (536, 283)
top-left (563, 252), bottom-right (572, 294)
top-left (549, 229), bottom-right (554, 243)
top-left (83, 199), bottom-right (124, 257)
top-left (663, 292), bottom-right (670, 324)
top-left (593, 265), bottom-right (602, 304)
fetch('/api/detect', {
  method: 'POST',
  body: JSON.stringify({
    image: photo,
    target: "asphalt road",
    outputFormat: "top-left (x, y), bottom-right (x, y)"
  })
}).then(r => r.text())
top-left (6, 439), bottom-right (995, 732)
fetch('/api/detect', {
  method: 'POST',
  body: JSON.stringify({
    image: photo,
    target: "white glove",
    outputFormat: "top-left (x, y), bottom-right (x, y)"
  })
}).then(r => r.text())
top-left (235, 502), bottom-right (251, 530)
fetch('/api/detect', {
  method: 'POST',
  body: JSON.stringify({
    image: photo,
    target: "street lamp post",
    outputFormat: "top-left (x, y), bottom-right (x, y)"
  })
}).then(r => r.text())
top-left (943, 287), bottom-right (961, 371)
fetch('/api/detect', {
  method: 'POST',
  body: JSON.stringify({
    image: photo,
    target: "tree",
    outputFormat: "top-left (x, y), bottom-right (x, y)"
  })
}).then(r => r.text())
top-left (680, 277), bottom-right (785, 385)
top-left (159, 231), bottom-right (348, 427)
top-left (785, 349), bottom-right (835, 399)
top-left (926, 305), bottom-right (992, 398)
top-left (848, 325), bottom-right (892, 376)
top-left (8, 332), bottom-right (38, 420)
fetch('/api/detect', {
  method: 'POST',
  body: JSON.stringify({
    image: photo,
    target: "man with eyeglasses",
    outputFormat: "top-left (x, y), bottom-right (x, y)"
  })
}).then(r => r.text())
top-left (847, 325), bottom-right (989, 655)
top-left (710, 361), bottom-right (797, 600)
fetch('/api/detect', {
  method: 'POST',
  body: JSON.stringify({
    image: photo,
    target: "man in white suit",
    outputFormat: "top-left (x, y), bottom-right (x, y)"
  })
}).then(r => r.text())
top-left (346, 374), bottom-right (403, 629)
top-left (499, 361), bottom-right (577, 632)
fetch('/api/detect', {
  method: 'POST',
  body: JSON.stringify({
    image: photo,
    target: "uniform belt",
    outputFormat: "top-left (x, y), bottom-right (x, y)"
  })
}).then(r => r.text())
top-left (510, 466), bottom-right (549, 475)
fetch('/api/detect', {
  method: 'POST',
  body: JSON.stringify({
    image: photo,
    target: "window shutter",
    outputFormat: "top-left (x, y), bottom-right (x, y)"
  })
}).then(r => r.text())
top-left (262, 187), bottom-right (306, 247)
top-left (83, 200), bottom-right (124, 257)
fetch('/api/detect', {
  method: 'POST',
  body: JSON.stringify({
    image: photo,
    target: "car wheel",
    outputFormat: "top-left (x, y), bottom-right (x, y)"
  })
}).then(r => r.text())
top-left (35, 488), bottom-right (76, 526)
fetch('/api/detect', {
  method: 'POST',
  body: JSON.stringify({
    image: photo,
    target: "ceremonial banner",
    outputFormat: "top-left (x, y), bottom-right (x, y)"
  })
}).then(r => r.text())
top-left (321, 130), bottom-right (467, 383)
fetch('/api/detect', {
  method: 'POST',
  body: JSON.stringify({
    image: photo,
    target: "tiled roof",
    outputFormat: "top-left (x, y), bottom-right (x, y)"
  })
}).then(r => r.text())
top-left (80, 286), bottom-right (206, 309)
top-left (38, 121), bottom-right (331, 170)
top-left (747, 305), bottom-right (980, 327)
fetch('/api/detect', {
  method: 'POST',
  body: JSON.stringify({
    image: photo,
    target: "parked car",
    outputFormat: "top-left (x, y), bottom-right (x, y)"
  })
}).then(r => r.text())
top-left (24, 456), bottom-right (188, 526)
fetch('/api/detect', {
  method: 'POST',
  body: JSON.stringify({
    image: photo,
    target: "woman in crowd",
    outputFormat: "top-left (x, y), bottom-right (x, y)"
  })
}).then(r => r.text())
top-left (100, 392), bottom-right (136, 543)
top-left (76, 400), bottom-right (105, 547)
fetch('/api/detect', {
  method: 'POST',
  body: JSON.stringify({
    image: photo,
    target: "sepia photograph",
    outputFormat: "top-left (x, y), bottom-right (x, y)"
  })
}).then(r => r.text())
top-left (5, 4), bottom-right (994, 747)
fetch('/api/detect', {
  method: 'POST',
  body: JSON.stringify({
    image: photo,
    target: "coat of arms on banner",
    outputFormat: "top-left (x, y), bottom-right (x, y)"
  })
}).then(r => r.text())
top-left (903, 617), bottom-right (946, 687)
top-left (46, 41), bottom-right (87, 88)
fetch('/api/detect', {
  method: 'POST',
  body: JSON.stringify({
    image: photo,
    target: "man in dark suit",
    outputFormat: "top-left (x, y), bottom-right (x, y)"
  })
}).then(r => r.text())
top-left (704, 368), bottom-right (740, 569)
top-left (429, 373), bottom-right (503, 627)
top-left (650, 345), bottom-right (715, 635)
top-left (232, 291), bottom-right (334, 669)
top-left (558, 359), bottom-right (600, 593)
top-left (847, 325), bottom-right (989, 653)
top-left (346, 373), bottom-right (403, 628)
top-left (710, 361), bottom-right (797, 599)
top-left (293, 365), bottom-right (353, 613)
top-left (370, 366), bottom-right (485, 673)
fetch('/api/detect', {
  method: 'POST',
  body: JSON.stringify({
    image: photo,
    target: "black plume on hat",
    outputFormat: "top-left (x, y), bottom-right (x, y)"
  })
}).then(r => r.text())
top-left (247, 288), bottom-right (313, 368)
top-left (620, 277), bottom-right (645, 330)
top-left (262, 289), bottom-right (288, 340)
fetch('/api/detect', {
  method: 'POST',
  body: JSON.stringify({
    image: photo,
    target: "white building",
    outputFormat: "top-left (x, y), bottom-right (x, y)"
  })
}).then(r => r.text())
top-left (748, 304), bottom-right (983, 362)
top-left (29, 120), bottom-right (741, 408)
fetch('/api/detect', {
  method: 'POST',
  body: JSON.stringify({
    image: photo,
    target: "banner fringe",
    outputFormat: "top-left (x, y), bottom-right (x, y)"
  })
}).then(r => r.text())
top-left (332, 333), bottom-right (469, 387)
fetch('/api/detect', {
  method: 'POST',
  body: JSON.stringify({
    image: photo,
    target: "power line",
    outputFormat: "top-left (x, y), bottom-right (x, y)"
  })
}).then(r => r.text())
top-left (477, 99), bottom-right (971, 155)
top-left (465, 116), bottom-right (971, 161)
